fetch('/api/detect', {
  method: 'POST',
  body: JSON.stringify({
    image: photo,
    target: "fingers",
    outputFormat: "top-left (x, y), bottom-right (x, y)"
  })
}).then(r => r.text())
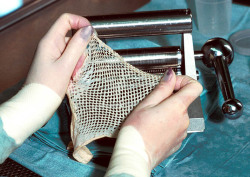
top-left (166, 143), bottom-right (182, 158)
top-left (72, 53), bottom-right (86, 78)
top-left (47, 13), bottom-right (90, 42)
top-left (160, 76), bottom-right (203, 110)
top-left (174, 75), bottom-right (199, 91)
top-left (59, 26), bottom-right (93, 75)
top-left (173, 76), bottom-right (203, 107)
top-left (40, 13), bottom-right (91, 56)
top-left (65, 37), bottom-right (70, 44)
top-left (136, 68), bottom-right (176, 109)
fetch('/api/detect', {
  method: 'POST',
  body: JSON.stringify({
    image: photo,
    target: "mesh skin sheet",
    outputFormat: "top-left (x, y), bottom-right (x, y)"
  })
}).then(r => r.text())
top-left (67, 34), bottom-right (161, 164)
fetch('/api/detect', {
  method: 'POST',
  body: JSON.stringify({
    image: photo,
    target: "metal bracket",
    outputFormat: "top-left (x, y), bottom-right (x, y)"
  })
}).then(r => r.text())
top-left (182, 33), bottom-right (205, 132)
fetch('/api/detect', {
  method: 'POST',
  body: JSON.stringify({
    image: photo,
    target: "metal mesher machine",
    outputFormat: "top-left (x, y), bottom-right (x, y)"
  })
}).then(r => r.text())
top-left (86, 9), bottom-right (243, 133)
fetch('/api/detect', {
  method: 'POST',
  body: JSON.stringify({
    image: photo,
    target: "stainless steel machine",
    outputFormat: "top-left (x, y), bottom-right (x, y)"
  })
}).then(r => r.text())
top-left (84, 9), bottom-right (243, 133)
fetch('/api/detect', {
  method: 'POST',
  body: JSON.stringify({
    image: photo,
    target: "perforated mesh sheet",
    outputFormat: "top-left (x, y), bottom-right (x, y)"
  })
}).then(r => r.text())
top-left (0, 158), bottom-right (40, 176)
top-left (67, 34), bottom-right (161, 163)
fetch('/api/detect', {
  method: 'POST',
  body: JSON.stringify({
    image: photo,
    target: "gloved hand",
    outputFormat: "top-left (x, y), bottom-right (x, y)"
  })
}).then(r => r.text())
top-left (106, 68), bottom-right (203, 176)
top-left (0, 14), bottom-right (93, 164)
top-left (26, 13), bottom-right (93, 98)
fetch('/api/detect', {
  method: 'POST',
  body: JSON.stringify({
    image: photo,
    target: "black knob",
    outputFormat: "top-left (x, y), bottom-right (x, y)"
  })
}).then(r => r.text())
top-left (201, 38), bottom-right (243, 119)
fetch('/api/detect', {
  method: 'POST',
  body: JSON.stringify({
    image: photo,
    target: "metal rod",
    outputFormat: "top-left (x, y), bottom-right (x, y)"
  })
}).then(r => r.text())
top-left (87, 9), bottom-right (192, 38)
top-left (194, 51), bottom-right (203, 60)
top-left (214, 56), bottom-right (235, 100)
top-left (115, 47), bottom-right (203, 66)
top-left (116, 46), bottom-right (182, 67)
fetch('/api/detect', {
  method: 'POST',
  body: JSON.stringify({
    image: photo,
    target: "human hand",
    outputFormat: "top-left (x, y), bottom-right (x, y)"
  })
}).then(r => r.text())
top-left (123, 68), bottom-right (203, 169)
top-left (25, 13), bottom-right (93, 98)
top-left (106, 68), bottom-right (202, 176)
top-left (0, 14), bottom-right (94, 163)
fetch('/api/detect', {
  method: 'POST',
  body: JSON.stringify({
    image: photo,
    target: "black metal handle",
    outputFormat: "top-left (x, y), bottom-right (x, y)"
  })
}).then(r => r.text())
top-left (201, 38), bottom-right (243, 119)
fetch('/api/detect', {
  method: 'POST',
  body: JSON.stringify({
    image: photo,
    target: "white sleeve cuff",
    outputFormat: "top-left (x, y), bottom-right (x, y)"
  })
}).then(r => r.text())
top-left (105, 126), bottom-right (151, 177)
top-left (0, 83), bottom-right (62, 145)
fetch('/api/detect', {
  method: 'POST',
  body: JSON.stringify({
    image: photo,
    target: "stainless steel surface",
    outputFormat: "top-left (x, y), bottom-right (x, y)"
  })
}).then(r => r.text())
top-left (187, 118), bottom-right (205, 133)
top-left (87, 9), bottom-right (205, 131)
top-left (116, 45), bottom-right (205, 132)
top-left (201, 38), bottom-right (243, 119)
top-left (116, 47), bottom-right (204, 66)
top-left (187, 98), bottom-right (205, 133)
top-left (117, 47), bottom-right (182, 66)
top-left (182, 33), bottom-right (204, 131)
top-left (139, 67), bottom-right (182, 75)
top-left (88, 9), bottom-right (192, 38)
top-left (222, 99), bottom-right (243, 119)
top-left (194, 51), bottom-right (203, 60)
top-left (116, 47), bottom-right (182, 74)
top-left (202, 38), bottom-right (233, 68)
top-left (183, 33), bottom-right (197, 80)
top-left (116, 47), bottom-right (201, 76)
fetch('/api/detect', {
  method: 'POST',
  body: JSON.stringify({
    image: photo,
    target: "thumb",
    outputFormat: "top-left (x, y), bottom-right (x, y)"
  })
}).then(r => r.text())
top-left (60, 25), bottom-right (94, 73)
top-left (136, 68), bottom-right (176, 110)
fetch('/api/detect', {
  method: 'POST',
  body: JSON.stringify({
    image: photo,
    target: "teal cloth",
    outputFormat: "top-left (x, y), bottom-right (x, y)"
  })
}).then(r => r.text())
top-left (0, 0), bottom-right (249, 176)
top-left (0, 118), bottom-right (17, 163)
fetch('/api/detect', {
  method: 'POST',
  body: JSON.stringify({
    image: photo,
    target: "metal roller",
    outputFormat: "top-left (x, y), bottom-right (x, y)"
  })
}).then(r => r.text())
top-left (84, 9), bottom-right (206, 132)
top-left (116, 46), bottom-right (182, 74)
top-left (115, 47), bottom-right (204, 75)
top-left (117, 46), bottom-right (182, 66)
top-left (87, 9), bottom-right (192, 38)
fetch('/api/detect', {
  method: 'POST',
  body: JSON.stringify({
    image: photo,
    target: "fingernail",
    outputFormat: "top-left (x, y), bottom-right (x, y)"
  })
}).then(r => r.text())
top-left (161, 68), bottom-right (173, 82)
top-left (80, 26), bottom-right (94, 41)
top-left (83, 48), bottom-right (88, 56)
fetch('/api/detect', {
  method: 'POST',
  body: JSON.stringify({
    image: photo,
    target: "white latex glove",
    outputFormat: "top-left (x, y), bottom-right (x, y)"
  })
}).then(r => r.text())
top-left (25, 13), bottom-right (93, 98)
top-left (0, 13), bottom-right (93, 163)
top-left (106, 68), bottom-right (203, 176)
